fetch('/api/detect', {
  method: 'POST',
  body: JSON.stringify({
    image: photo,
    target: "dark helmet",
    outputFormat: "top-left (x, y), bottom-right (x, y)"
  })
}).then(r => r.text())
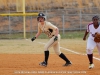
top-left (92, 15), bottom-right (99, 20)
top-left (37, 13), bottom-right (46, 21)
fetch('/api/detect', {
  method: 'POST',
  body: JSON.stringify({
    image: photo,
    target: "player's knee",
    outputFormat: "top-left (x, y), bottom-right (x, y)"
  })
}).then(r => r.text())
top-left (44, 45), bottom-right (48, 51)
top-left (55, 51), bottom-right (61, 55)
top-left (86, 49), bottom-right (93, 54)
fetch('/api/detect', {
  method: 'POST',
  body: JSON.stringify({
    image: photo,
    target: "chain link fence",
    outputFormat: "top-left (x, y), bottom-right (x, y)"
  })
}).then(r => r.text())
top-left (0, 7), bottom-right (100, 39)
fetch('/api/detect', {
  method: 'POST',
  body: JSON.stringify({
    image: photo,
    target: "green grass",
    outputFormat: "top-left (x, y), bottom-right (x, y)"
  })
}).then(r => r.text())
top-left (0, 31), bottom-right (86, 39)
top-left (34, 31), bottom-right (85, 39)
top-left (60, 31), bottom-right (85, 39)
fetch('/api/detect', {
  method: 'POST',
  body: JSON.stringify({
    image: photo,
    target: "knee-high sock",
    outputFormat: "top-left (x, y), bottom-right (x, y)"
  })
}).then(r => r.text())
top-left (44, 51), bottom-right (49, 64)
top-left (87, 54), bottom-right (93, 64)
top-left (59, 53), bottom-right (70, 63)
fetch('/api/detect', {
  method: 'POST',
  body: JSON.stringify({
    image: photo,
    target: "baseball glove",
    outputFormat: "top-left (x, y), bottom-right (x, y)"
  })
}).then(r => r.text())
top-left (31, 37), bottom-right (36, 42)
top-left (94, 32), bottom-right (100, 43)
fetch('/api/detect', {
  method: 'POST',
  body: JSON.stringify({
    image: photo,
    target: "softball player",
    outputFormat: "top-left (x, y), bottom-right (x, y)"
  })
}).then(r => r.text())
top-left (31, 13), bottom-right (72, 67)
top-left (83, 16), bottom-right (100, 69)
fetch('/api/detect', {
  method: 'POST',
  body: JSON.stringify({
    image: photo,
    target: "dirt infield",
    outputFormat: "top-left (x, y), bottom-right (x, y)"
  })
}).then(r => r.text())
top-left (0, 39), bottom-right (100, 75)
top-left (0, 54), bottom-right (100, 75)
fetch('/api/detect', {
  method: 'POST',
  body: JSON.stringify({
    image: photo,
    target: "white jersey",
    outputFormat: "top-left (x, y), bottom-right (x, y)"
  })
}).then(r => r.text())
top-left (38, 21), bottom-right (57, 38)
top-left (87, 23), bottom-right (100, 39)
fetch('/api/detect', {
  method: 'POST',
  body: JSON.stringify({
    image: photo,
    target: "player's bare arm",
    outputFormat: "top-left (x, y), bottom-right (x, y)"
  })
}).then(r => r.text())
top-left (83, 30), bottom-right (89, 40)
top-left (55, 28), bottom-right (59, 36)
top-left (31, 23), bottom-right (42, 41)
top-left (31, 31), bottom-right (41, 42)
top-left (35, 32), bottom-right (41, 38)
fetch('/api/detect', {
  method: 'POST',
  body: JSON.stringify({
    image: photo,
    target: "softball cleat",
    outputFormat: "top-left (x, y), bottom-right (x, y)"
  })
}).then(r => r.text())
top-left (89, 63), bottom-right (94, 69)
top-left (63, 62), bottom-right (72, 66)
top-left (39, 61), bottom-right (47, 67)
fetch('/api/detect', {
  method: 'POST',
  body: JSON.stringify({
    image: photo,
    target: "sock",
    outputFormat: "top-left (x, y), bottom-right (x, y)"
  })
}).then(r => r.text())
top-left (44, 51), bottom-right (49, 64)
top-left (87, 54), bottom-right (93, 64)
top-left (59, 53), bottom-right (70, 63)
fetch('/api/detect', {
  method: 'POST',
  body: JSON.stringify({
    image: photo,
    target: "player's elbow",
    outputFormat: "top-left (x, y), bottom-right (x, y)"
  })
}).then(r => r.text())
top-left (55, 28), bottom-right (59, 34)
top-left (56, 28), bottom-right (59, 32)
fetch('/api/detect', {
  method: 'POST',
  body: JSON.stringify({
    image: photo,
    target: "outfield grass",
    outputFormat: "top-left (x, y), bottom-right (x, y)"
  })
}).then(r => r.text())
top-left (0, 39), bottom-right (98, 54)
top-left (33, 31), bottom-right (85, 39)
top-left (60, 31), bottom-right (85, 39)
top-left (0, 31), bottom-right (86, 39)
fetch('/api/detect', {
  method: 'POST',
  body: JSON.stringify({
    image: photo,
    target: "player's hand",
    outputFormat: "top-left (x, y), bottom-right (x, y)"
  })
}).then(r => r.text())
top-left (83, 37), bottom-right (86, 41)
top-left (31, 37), bottom-right (36, 41)
top-left (54, 36), bottom-right (58, 41)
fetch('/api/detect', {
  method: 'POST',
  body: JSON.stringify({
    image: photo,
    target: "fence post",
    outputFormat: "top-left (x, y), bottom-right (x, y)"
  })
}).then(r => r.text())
top-left (45, 10), bottom-right (48, 19)
top-left (80, 8), bottom-right (82, 31)
top-left (30, 16), bottom-right (33, 37)
top-left (9, 16), bottom-right (11, 39)
top-left (62, 14), bottom-right (65, 35)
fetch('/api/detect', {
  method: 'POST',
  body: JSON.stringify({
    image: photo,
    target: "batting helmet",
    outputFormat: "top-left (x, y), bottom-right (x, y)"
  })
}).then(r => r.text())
top-left (37, 13), bottom-right (46, 21)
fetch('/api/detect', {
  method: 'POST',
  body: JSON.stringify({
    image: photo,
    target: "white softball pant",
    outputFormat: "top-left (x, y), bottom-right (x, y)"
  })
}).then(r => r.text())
top-left (87, 37), bottom-right (100, 55)
top-left (44, 34), bottom-right (61, 55)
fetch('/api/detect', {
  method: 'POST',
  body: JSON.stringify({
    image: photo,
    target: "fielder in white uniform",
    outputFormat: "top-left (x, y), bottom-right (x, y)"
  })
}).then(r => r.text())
top-left (31, 13), bottom-right (72, 67)
top-left (83, 16), bottom-right (100, 69)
